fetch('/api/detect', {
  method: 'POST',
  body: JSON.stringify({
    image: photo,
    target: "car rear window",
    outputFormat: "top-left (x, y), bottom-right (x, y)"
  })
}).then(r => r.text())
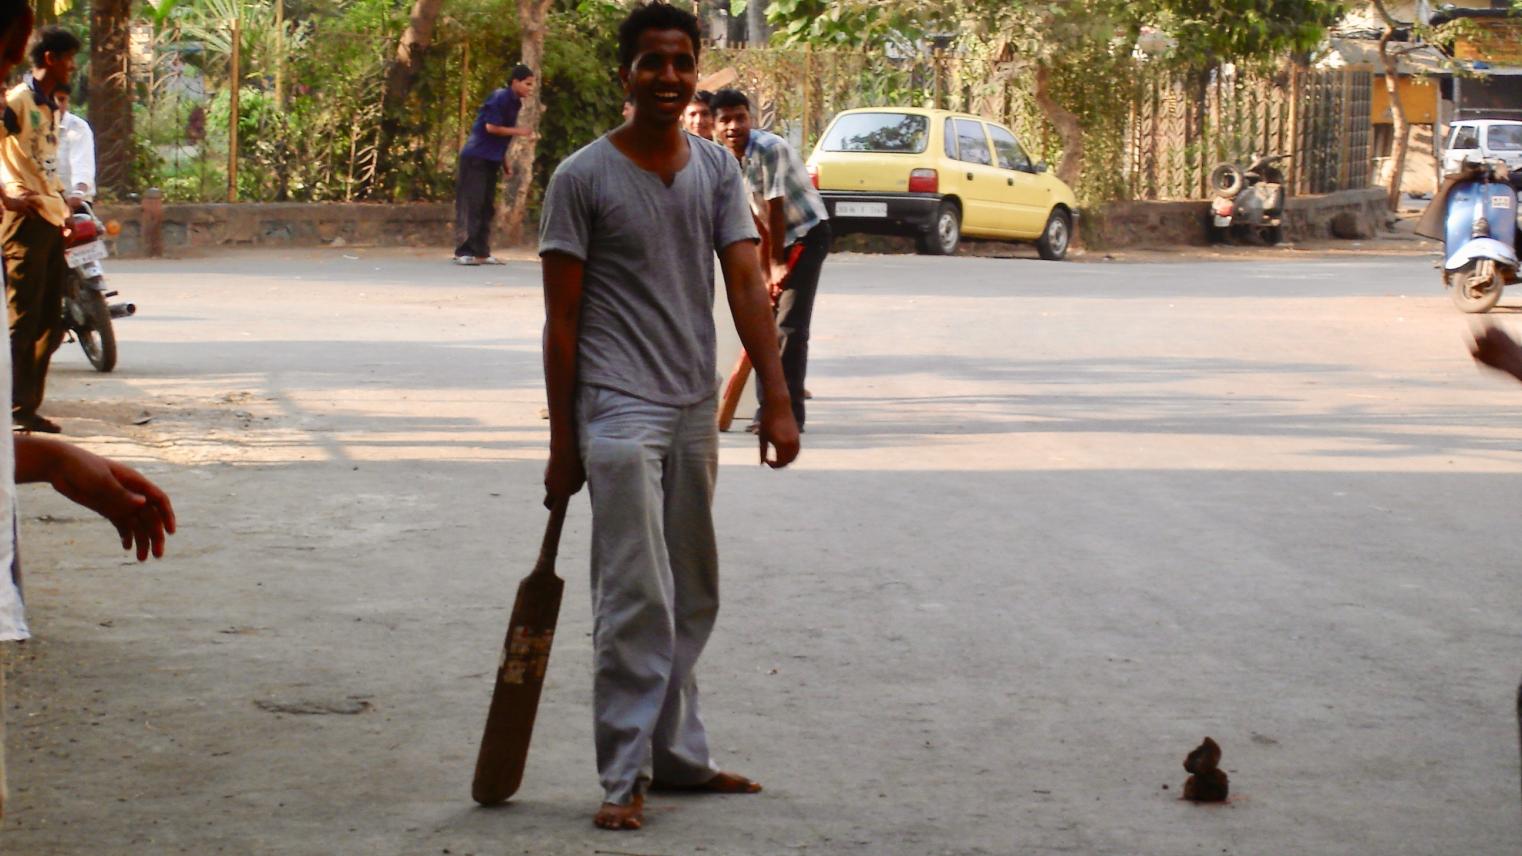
top-left (822, 113), bottom-right (929, 153)
top-left (1488, 125), bottom-right (1522, 152)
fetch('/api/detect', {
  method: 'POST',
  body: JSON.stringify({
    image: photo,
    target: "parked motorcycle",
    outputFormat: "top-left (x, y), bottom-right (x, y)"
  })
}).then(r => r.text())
top-left (1434, 160), bottom-right (1520, 314)
top-left (1209, 154), bottom-right (1289, 245)
top-left (61, 200), bottom-right (132, 372)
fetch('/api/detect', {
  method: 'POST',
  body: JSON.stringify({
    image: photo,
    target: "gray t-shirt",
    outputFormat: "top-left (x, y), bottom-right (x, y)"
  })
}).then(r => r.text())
top-left (539, 134), bottom-right (759, 406)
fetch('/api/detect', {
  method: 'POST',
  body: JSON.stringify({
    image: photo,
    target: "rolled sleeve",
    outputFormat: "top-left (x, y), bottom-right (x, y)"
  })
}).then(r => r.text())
top-left (538, 168), bottom-right (591, 260)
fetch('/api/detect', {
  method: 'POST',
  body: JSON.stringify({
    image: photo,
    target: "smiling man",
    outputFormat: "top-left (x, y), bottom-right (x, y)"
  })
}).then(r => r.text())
top-left (682, 89), bottom-right (715, 141)
top-left (538, 0), bottom-right (800, 832)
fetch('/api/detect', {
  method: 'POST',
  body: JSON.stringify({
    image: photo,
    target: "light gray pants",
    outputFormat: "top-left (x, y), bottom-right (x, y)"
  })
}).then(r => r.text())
top-left (578, 385), bottom-right (721, 805)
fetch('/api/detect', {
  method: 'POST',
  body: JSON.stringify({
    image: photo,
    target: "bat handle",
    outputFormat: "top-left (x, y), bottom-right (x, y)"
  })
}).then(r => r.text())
top-left (536, 496), bottom-right (570, 570)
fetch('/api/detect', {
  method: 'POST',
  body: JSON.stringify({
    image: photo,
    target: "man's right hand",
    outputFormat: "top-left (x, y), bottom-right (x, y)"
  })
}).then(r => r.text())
top-left (1, 190), bottom-right (38, 214)
top-left (543, 441), bottom-right (586, 508)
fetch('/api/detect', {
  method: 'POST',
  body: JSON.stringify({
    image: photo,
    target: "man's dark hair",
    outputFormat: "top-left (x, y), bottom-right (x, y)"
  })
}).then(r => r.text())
top-left (509, 64), bottom-right (534, 83)
top-left (693, 89), bottom-right (713, 107)
top-left (617, 2), bottom-right (701, 70)
top-left (29, 26), bottom-right (81, 69)
top-left (709, 88), bottom-right (750, 114)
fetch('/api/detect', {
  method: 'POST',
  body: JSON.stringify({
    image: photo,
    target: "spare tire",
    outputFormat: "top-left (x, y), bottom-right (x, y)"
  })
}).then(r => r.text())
top-left (1210, 163), bottom-right (1245, 198)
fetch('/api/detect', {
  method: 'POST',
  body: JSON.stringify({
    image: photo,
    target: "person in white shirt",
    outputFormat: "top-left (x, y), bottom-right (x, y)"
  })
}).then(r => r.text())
top-left (56, 87), bottom-right (93, 201)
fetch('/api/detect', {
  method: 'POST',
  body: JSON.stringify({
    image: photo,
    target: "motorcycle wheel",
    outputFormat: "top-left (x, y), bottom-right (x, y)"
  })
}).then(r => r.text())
top-left (1262, 225), bottom-right (1283, 246)
top-left (1449, 264), bottom-right (1504, 314)
top-left (75, 286), bottom-right (117, 372)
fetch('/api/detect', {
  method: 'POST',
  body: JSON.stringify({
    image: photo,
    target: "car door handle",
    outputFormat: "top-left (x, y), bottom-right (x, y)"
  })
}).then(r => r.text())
top-left (1007, 177), bottom-right (1014, 186)
top-left (966, 172), bottom-right (974, 181)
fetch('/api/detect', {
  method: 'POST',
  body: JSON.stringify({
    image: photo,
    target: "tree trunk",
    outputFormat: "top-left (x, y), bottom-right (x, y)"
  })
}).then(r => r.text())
top-left (498, 0), bottom-right (553, 246)
top-left (724, 0), bottom-right (746, 45)
top-left (1374, 1), bottom-right (1408, 212)
top-left (745, 0), bottom-right (769, 46)
top-left (370, 0), bottom-right (445, 197)
top-left (89, 0), bottom-right (133, 197)
top-left (1033, 63), bottom-right (1083, 188)
top-left (384, 0), bottom-right (446, 112)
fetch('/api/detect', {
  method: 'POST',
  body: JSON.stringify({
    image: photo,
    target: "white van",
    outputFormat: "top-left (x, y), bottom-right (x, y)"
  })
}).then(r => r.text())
top-left (1442, 119), bottom-right (1522, 176)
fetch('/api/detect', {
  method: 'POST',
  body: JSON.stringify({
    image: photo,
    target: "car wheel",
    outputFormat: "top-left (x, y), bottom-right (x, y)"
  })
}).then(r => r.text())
top-left (917, 202), bottom-right (960, 255)
top-left (1036, 208), bottom-right (1071, 261)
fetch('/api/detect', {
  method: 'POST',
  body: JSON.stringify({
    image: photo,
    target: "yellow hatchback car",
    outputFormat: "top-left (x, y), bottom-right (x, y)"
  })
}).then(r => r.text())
top-left (806, 107), bottom-right (1079, 259)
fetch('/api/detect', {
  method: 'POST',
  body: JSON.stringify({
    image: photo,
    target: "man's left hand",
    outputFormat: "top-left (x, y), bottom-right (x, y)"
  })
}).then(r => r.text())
top-left (757, 396), bottom-right (800, 469)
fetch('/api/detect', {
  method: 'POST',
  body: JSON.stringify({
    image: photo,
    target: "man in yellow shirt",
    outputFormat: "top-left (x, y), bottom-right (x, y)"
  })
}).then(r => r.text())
top-left (1, 26), bottom-right (78, 434)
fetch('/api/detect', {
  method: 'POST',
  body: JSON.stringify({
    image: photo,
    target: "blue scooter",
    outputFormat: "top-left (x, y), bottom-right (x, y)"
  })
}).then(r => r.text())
top-left (1434, 161), bottom-right (1520, 313)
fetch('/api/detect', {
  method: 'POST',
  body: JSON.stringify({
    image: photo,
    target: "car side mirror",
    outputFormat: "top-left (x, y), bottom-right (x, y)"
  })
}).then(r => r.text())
top-left (1034, 161), bottom-right (1048, 173)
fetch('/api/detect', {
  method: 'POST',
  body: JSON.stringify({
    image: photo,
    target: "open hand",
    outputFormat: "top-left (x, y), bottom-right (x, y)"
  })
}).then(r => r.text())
top-left (41, 442), bottom-right (176, 560)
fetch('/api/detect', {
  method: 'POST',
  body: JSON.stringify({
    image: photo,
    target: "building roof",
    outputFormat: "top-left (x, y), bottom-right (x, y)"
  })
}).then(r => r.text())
top-left (1320, 38), bottom-right (1451, 75)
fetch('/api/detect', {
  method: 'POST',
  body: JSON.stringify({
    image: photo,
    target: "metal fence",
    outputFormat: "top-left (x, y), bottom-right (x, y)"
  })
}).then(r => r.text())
top-left (701, 48), bottom-right (1374, 203)
top-left (1125, 67), bottom-right (1374, 200)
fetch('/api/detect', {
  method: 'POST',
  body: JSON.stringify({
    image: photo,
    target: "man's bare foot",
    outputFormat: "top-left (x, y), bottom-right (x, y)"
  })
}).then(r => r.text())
top-left (593, 794), bottom-right (644, 830)
top-left (652, 770), bottom-right (763, 794)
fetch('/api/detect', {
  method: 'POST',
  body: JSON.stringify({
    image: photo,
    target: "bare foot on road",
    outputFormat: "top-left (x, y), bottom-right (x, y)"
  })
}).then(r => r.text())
top-left (652, 770), bottom-right (763, 794)
top-left (593, 794), bottom-right (644, 830)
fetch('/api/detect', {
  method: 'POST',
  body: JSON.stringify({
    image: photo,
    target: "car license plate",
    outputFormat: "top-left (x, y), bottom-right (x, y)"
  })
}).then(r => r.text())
top-left (65, 241), bottom-right (107, 269)
top-left (836, 201), bottom-right (887, 218)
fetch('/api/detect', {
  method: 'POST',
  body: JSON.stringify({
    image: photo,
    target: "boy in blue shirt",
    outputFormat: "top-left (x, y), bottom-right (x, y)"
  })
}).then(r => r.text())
top-left (453, 65), bottom-right (535, 266)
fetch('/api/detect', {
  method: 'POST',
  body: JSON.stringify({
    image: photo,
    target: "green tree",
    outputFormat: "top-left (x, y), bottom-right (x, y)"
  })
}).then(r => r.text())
top-left (766, 0), bottom-right (1345, 191)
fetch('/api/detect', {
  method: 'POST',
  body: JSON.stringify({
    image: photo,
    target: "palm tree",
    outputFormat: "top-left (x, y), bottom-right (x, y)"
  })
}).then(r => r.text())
top-left (90, 0), bottom-right (133, 196)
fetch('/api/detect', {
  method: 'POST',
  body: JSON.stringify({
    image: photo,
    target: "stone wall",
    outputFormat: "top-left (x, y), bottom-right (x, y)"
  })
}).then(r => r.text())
top-left (94, 189), bottom-right (1390, 259)
top-left (1084, 187), bottom-right (1390, 249)
top-left (97, 201), bottom-right (454, 258)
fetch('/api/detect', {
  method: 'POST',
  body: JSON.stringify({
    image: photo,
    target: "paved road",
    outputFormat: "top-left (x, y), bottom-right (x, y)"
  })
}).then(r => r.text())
top-left (2, 247), bottom-right (1519, 855)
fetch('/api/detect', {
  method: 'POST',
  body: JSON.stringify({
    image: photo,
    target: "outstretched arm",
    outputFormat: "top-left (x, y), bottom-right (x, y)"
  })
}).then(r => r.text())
top-left (719, 239), bottom-right (800, 469)
top-left (542, 251), bottom-right (586, 506)
top-left (13, 436), bottom-right (176, 561)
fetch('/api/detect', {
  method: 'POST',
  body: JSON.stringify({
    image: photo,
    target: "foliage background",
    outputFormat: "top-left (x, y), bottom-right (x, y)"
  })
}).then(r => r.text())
top-left (64, 0), bottom-right (628, 209)
top-left (49, 0), bottom-right (1352, 211)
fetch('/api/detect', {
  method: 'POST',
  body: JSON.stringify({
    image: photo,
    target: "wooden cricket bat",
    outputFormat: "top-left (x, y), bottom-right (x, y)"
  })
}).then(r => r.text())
top-left (717, 242), bottom-right (804, 432)
top-left (471, 496), bottom-right (570, 805)
top-left (716, 350), bottom-right (753, 432)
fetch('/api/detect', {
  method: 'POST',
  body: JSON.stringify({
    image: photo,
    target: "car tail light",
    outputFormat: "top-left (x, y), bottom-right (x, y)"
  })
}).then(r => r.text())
top-left (806, 163), bottom-right (819, 189)
top-left (908, 168), bottom-right (938, 193)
